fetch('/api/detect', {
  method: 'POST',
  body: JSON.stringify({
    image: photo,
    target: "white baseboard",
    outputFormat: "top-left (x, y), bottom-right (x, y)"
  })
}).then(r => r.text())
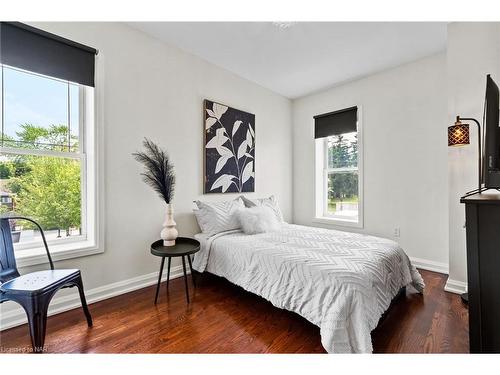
top-left (0, 265), bottom-right (187, 331)
top-left (410, 256), bottom-right (449, 275)
top-left (409, 257), bottom-right (468, 295)
top-left (444, 278), bottom-right (468, 295)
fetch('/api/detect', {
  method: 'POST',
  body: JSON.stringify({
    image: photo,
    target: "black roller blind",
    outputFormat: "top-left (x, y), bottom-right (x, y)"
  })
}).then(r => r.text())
top-left (0, 22), bottom-right (97, 87)
top-left (314, 106), bottom-right (357, 139)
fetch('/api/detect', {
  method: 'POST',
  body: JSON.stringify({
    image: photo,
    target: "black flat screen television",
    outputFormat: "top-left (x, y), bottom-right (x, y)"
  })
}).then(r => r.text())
top-left (483, 74), bottom-right (500, 188)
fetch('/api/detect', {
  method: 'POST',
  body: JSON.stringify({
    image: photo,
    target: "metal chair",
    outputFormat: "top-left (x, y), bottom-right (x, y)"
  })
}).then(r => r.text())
top-left (0, 216), bottom-right (92, 353)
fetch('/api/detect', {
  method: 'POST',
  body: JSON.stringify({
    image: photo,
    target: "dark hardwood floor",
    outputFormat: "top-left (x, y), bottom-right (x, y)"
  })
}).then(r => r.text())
top-left (0, 269), bottom-right (468, 353)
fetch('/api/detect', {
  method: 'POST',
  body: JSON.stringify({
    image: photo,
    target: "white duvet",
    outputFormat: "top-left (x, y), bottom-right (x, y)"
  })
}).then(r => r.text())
top-left (193, 223), bottom-right (424, 353)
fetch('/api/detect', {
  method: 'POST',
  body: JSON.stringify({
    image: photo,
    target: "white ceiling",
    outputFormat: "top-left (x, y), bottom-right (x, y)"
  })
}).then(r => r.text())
top-left (129, 22), bottom-right (447, 99)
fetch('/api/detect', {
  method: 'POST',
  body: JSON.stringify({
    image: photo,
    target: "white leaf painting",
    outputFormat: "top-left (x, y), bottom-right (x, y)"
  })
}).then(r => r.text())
top-left (211, 174), bottom-right (237, 193)
top-left (206, 128), bottom-right (228, 149)
top-left (206, 117), bottom-right (217, 130)
top-left (237, 140), bottom-right (248, 159)
top-left (241, 161), bottom-right (254, 184)
top-left (216, 145), bottom-right (232, 156)
top-left (215, 154), bottom-right (232, 174)
top-left (204, 100), bottom-right (255, 193)
top-left (246, 128), bottom-right (253, 148)
top-left (232, 120), bottom-right (242, 136)
top-left (213, 103), bottom-right (228, 120)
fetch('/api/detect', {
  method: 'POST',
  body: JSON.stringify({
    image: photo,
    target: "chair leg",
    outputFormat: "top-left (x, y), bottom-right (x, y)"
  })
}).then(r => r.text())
top-left (74, 276), bottom-right (93, 327)
top-left (25, 301), bottom-right (49, 353)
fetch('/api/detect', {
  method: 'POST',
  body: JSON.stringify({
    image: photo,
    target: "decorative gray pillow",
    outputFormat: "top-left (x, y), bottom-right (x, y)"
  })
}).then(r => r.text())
top-left (236, 206), bottom-right (281, 235)
top-left (239, 195), bottom-right (284, 222)
top-left (193, 198), bottom-right (244, 236)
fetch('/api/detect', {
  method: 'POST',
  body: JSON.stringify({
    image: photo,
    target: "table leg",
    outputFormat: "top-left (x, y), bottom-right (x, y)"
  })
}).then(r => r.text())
top-left (154, 257), bottom-right (165, 304)
top-left (166, 257), bottom-right (172, 291)
top-left (187, 255), bottom-right (196, 286)
top-left (181, 256), bottom-right (190, 303)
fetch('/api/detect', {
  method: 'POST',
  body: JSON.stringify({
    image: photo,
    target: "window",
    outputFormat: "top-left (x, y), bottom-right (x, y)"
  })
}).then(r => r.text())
top-left (314, 106), bottom-right (362, 227)
top-left (0, 65), bottom-right (97, 258)
top-left (0, 22), bottom-right (99, 265)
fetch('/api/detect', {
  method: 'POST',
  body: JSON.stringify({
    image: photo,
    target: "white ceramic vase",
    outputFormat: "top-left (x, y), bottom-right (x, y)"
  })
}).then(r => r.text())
top-left (161, 203), bottom-right (178, 246)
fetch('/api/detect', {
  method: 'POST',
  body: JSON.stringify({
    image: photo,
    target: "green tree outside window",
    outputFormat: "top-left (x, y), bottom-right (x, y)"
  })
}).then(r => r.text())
top-left (0, 123), bottom-right (81, 234)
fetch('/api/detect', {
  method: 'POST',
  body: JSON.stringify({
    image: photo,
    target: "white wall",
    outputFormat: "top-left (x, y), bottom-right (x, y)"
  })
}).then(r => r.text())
top-left (0, 22), bottom-right (292, 328)
top-left (446, 23), bottom-right (500, 292)
top-left (292, 53), bottom-right (449, 269)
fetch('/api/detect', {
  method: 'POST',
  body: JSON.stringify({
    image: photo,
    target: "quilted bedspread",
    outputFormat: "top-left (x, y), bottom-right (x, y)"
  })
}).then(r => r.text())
top-left (193, 224), bottom-right (424, 353)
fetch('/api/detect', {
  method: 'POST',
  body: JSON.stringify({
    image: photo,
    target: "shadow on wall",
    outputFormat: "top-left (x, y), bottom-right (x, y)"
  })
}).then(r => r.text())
top-left (175, 212), bottom-right (201, 235)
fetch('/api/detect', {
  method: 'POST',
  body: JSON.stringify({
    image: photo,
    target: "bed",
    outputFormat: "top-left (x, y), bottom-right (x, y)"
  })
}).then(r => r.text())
top-left (192, 223), bottom-right (424, 354)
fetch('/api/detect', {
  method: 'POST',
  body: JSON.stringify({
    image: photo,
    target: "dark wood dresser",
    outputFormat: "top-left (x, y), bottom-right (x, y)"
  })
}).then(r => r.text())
top-left (461, 192), bottom-right (500, 353)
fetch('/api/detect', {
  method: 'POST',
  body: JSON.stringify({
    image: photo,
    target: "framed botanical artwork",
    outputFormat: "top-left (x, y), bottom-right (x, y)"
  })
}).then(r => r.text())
top-left (204, 99), bottom-right (255, 193)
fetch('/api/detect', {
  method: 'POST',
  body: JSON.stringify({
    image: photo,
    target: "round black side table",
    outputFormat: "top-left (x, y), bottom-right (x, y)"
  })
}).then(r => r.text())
top-left (151, 237), bottom-right (200, 304)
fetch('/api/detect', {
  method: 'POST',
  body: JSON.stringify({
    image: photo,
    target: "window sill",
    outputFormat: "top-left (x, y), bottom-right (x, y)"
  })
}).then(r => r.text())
top-left (15, 240), bottom-right (103, 268)
top-left (313, 216), bottom-right (363, 229)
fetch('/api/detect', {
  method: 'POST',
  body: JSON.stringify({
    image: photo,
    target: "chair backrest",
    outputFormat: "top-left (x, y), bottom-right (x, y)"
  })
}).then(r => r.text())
top-left (0, 218), bottom-right (20, 283)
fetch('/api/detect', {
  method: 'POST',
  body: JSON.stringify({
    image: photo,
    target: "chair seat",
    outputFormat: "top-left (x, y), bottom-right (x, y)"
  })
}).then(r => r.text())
top-left (0, 269), bottom-right (80, 295)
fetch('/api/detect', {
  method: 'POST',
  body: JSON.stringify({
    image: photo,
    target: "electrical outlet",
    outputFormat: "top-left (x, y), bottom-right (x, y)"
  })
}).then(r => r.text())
top-left (393, 227), bottom-right (400, 237)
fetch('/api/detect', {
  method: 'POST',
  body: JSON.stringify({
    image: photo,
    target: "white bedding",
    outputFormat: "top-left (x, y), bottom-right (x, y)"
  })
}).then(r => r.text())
top-left (193, 223), bottom-right (424, 353)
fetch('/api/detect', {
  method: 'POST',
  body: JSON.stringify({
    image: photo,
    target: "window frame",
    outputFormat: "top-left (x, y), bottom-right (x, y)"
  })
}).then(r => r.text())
top-left (314, 105), bottom-right (364, 229)
top-left (0, 62), bottom-right (104, 267)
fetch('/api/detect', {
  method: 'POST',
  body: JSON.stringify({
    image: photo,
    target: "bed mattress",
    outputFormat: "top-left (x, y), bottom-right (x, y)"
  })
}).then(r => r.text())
top-left (193, 223), bottom-right (424, 353)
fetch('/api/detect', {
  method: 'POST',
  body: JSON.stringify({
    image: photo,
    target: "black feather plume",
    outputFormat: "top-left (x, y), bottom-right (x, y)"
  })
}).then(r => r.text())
top-left (133, 138), bottom-right (176, 204)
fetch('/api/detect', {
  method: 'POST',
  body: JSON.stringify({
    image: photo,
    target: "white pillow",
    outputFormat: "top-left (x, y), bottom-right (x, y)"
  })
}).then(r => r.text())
top-left (193, 198), bottom-right (244, 236)
top-left (240, 195), bottom-right (284, 222)
top-left (236, 206), bottom-right (281, 235)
